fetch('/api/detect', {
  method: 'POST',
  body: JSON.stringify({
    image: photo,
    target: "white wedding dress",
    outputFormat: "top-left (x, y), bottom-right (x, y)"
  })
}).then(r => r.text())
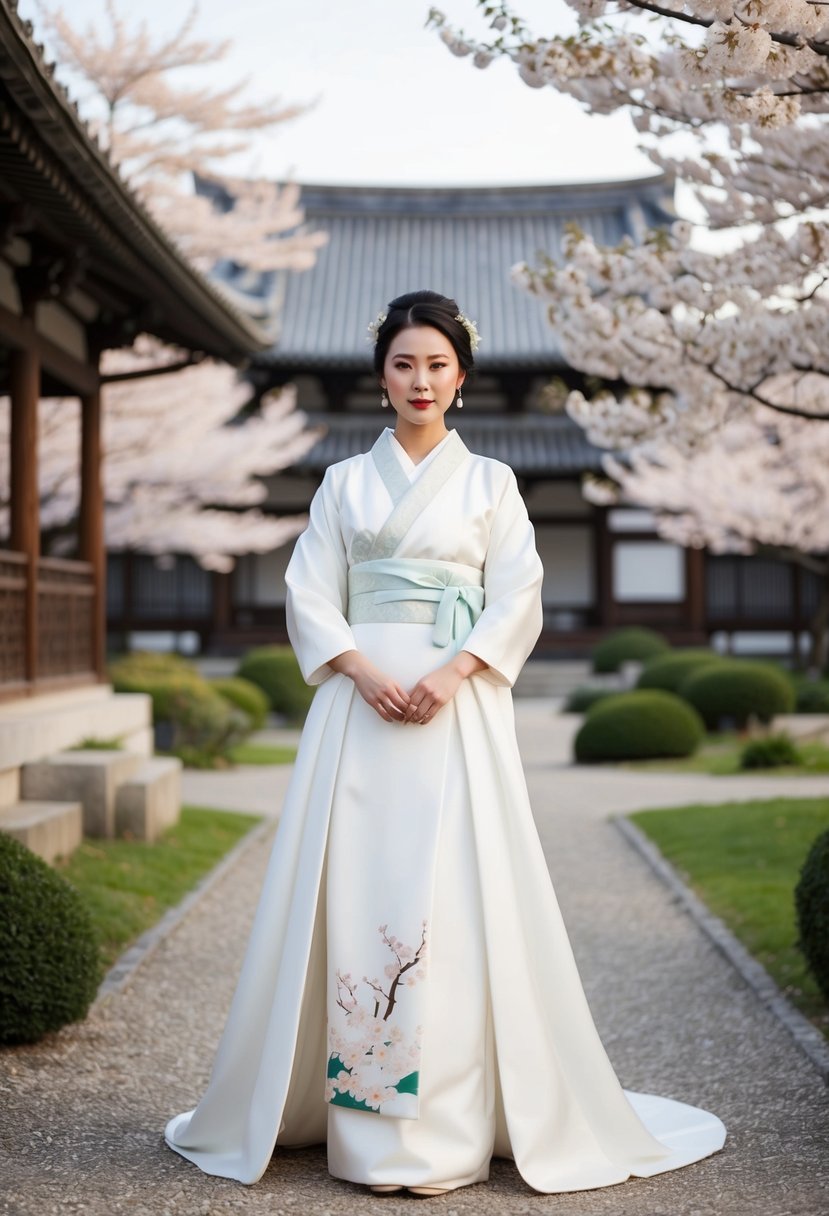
top-left (165, 427), bottom-right (726, 1192)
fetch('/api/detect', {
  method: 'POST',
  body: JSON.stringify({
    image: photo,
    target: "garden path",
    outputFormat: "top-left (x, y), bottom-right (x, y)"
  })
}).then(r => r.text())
top-left (1, 702), bottom-right (827, 1216)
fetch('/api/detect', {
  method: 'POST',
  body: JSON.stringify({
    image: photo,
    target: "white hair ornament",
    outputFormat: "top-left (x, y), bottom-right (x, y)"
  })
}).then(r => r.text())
top-left (366, 308), bottom-right (481, 352)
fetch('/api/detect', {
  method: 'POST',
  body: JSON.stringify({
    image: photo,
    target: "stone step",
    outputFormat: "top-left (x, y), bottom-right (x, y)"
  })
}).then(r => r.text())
top-left (515, 660), bottom-right (592, 698)
top-left (21, 750), bottom-right (143, 838)
top-left (0, 799), bottom-right (83, 865)
top-left (115, 756), bottom-right (182, 843)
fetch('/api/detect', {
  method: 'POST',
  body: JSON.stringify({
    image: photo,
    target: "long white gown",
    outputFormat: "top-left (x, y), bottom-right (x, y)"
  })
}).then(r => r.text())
top-left (165, 426), bottom-right (726, 1193)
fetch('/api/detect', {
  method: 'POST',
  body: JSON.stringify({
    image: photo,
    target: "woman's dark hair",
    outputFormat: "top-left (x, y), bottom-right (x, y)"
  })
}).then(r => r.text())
top-left (372, 290), bottom-right (476, 376)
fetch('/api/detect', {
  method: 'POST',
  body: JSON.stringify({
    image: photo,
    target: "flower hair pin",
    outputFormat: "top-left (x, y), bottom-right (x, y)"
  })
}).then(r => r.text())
top-left (366, 307), bottom-right (481, 352)
top-left (455, 313), bottom-right (481, 352)
top-left (366, 311), bottom-right (387, 344)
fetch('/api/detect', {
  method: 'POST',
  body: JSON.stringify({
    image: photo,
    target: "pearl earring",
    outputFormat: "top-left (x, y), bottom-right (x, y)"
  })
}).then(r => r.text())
top-left (380, 391), bottom-right (389, 408)
top-left (456, 388), bottom-right (464, 410)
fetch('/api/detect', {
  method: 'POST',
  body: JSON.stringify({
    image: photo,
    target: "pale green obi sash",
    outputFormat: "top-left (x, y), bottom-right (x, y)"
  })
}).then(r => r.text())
top-left (346, 429), bottom-right (483, 650)
top-left (347, 557), bottom-right (484, 649)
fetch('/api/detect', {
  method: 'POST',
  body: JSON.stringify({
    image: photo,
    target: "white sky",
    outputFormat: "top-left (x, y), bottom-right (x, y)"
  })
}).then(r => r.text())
top-left (21, 0), bottom-right (655, 187)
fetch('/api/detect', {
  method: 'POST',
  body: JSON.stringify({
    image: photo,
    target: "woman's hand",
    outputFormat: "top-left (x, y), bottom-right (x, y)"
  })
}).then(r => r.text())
top-left (329, 650), bottom-right (411, 723)
top-left (404, 651), bottom-right (489, 725)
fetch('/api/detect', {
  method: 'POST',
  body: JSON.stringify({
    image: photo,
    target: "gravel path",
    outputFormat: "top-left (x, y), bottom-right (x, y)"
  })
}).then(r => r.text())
top-left (1, 702), bottom-right (827, 1216)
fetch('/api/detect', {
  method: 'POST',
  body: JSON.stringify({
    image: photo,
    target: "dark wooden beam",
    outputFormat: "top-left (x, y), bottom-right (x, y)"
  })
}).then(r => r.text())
top-left (9, 344), bottom-right (40, 683)
top-left (0, 301), bottom-right (99, 394)
top-left (593, 506), bottom-right (614, 628)
top-left (686, 546), bottom-right (706, 633)
top-left (80, 378), bottom-right (106, 681)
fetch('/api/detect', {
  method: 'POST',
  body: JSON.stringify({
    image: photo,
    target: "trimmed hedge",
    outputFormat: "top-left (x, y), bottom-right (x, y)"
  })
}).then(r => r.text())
top-left (739, 733), bottom-right (802, 770)
top-left (210, 676), bottom-right (270, 731)
top-left (237, 645), bottom-right (314, 722)
top-left (795, 680), bottom-right (829, 714)
top-left (637, 649), bottom-right (723, 694)
top-left (795, 826), bottom-right (829, 1000)
top-left (679, 661), bottom-right (795, 730)
top-left (108, 651), bottom-right (251, 764)
top-left (591, 627), bottom-right (670, 674)
top-left (574, 690), bottom-right (705, 762)
top-left (0, 834), bottom-right (99, 1044)
top-left (563, 686), bottom-right (621, 714)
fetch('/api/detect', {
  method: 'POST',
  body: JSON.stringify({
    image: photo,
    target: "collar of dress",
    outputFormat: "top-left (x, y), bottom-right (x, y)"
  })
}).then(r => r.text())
top-left (362, 428), bottom-right (470, 562)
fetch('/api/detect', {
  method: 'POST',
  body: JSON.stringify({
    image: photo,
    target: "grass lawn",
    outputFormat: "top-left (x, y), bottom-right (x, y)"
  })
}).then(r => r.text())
top-left (630, 797), bottom-right (829, 1037)
top-left (622, 734), bottom-right (829, 775)
top-left (56, 805), bottom-right (262, 974)
top-left (226, 742), bottom-right (297, 765)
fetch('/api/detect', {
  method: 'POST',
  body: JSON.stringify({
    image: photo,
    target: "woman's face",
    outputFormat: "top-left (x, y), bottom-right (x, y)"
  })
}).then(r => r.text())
top-left (380, 325), bottom-right (465, 428)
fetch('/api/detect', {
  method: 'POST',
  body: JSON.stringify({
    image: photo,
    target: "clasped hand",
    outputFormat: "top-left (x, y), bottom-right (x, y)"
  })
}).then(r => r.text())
top-left (331, 650), bottom-right (484, 725)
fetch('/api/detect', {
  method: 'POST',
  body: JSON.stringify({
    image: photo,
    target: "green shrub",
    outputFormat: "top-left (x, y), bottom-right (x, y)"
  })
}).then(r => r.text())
top-left (637, 649), bottom-right (723, 694)
top-left (740, 733), bottom-right (802, 770)
top-left (563, 686), bottom-right (621, 714)
top-left (574, 690), bottom-right (705, 762)
top-left (795, 680), bottom-right (829, 714)
top-left (165, 682), bottom-right (249, 765)
top-left (210, 676), bottom-right (270, 731)
top-left (109, 651), bottom-right (251, 764)
top-left (237, 645), bottom-right (314, 722)
top-left (0, 834), bottom-right (99, 1044)
top-left (679, 661), bottom-right (795, 730)
top-left (591, 627), bottom-right (670, 674)
top-left (795, 826), bottom-right (829, 1000)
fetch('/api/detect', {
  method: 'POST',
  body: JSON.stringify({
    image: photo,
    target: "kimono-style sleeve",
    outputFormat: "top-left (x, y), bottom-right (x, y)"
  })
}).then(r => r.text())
top-left (285, 466), bottom-right (358, 686)
top-left (461, 467), bottom-right (544, 688)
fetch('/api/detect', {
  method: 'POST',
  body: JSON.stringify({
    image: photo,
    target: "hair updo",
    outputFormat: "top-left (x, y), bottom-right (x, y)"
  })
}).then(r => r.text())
top-left (372, 290), bottom-right (476, 376)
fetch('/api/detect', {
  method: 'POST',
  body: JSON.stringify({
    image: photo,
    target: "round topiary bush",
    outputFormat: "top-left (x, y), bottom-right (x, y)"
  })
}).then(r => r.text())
top-left (795, 826), bottom-right (829, 1000)
top-left (637, 649), bottom-right (723, 694)
top-left (0, 834), bottom-right (100, 1045)
top-left (237, 645), bottom-right (315, 722)
top-left (795, 680), bottom-right (829, 714)
top-left (591, 627), bottom-right (670, 674)
top-left (574, 690), bottom-right (705, 762)
top-left (739, 733), bottom-right (802, 770)
top-left (678, 661), bottom-right (795, 730)
top-left (563, 686), bottom-right (621, 714)
top-left (210, 676), bottom-right (270, 731)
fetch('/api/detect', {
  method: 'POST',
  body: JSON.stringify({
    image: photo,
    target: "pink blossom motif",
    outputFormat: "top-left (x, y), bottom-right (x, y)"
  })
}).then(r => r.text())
top-left (327, 920), bottom-right (428, 1114)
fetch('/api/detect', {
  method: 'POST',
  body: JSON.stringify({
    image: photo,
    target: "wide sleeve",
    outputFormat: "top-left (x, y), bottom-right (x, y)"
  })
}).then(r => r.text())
top-left (285, 466), bottom-right (358, 686)
top-left (460, 468), bottom-right (544, 688)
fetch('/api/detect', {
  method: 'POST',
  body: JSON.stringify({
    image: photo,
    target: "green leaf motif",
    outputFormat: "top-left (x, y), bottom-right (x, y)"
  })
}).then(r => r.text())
top-left (329, 1088), bottom-right (375, 1112)
top-left (327, 1052), bottom-right (348, 1079)
top-left (395, 1070), bottom-right (419, 1095)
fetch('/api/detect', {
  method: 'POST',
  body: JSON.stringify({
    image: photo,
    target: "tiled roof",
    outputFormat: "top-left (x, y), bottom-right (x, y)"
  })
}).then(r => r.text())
top-left (207, 177), bottom-right (674, 370)
top-left (293, 413), bottom-right (605, 477)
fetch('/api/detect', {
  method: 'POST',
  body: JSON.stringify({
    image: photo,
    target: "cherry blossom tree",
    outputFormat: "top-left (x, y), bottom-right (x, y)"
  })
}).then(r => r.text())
top-left (0, 339), bottom-right (322, 572)
top-left (33, 0), bottom-right (327, 271)
top-left (11, 2), bottom-right (327, 570)
top-left (428, 1), bottom-right (829, 663)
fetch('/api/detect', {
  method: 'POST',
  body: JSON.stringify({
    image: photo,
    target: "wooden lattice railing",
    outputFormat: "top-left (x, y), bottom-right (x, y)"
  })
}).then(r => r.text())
top-left (0, 549), bottom-right (95, 692)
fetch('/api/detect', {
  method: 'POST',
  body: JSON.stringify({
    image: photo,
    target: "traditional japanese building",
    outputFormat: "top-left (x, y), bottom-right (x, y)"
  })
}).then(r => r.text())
top-left (0, 0), bottom-right (268, 847)
top-left (167, 178), bottom-right (817, 663)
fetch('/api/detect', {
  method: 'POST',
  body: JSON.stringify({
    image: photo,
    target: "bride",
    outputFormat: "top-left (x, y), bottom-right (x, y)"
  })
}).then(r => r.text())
top-left (165, 289), bottom-right (726, 1196)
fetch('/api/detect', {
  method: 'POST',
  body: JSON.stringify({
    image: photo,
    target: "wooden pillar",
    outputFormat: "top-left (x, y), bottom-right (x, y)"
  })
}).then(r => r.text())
top-left (80, 381), bottom-right (105, 679)
top-left (594, 506), bottom-right (614, 628)
top-left (686, 546), bottom-right (706, 636)
top-left (9, 344), bottom-right (40, 684)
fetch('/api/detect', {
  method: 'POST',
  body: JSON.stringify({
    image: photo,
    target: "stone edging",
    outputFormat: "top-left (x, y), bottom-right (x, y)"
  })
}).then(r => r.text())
top-left (613, 814), bottom-right (829, 1085)
top-left (92, 817), bottom-right (275, 1008)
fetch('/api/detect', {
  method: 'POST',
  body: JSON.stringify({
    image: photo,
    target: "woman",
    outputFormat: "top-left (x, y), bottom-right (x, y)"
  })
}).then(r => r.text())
top-left (165, 290), bottom-right (726, 1196)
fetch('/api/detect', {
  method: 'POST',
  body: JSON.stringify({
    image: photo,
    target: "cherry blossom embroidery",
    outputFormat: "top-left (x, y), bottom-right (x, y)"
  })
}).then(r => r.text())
top-left (326, 921), bottom-right (428, 1113)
